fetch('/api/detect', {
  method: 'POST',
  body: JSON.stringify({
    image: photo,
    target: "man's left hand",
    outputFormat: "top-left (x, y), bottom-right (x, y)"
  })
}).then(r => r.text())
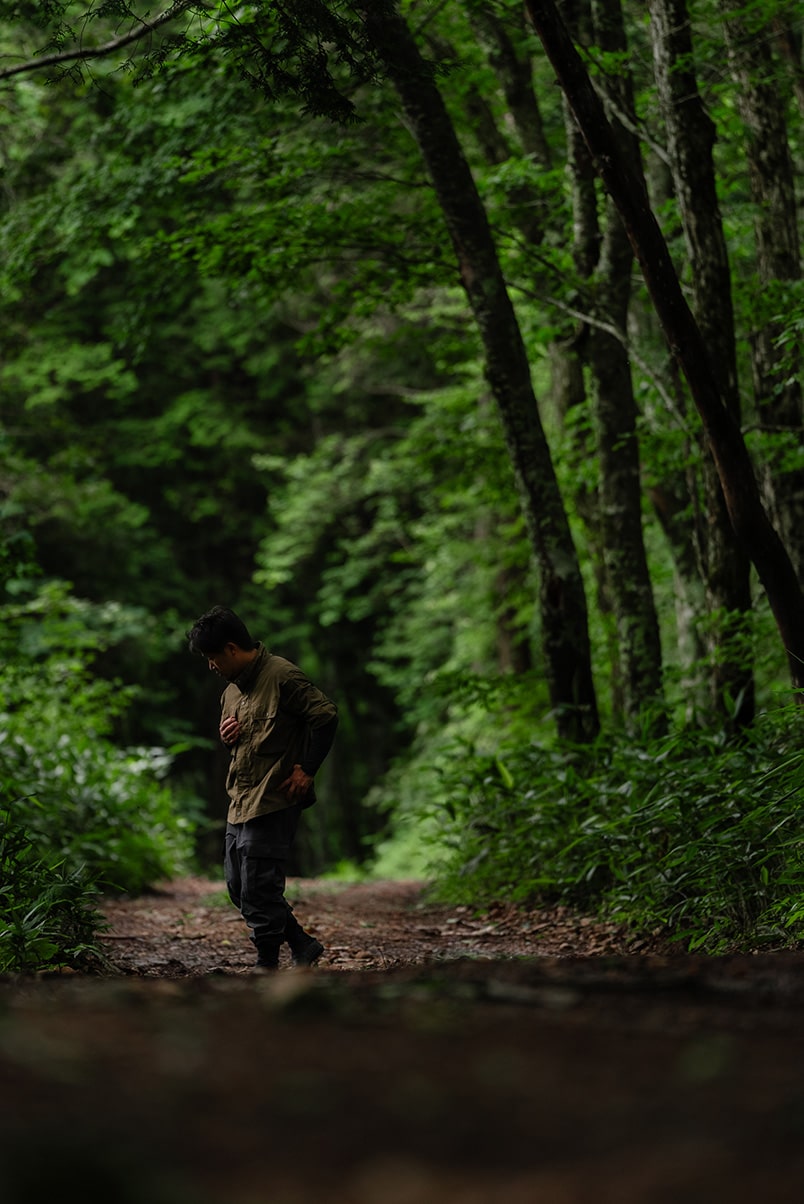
top-left (279, 764), bottom-right (313, 801)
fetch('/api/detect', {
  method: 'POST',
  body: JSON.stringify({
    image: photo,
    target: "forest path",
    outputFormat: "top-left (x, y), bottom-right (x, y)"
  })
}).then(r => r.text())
top-left (3, 878), bottom-right (804, 1202)
top-left (96, 874), bottom-right (647, 975)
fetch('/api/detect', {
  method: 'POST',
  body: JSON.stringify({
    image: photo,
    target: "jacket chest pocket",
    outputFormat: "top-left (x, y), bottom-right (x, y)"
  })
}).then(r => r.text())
top-left (251, 712), bottom-right (287, 758)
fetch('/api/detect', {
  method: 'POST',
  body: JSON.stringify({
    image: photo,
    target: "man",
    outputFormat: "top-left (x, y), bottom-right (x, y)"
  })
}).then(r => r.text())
top-left (187, 606), bottom-right (338, 971)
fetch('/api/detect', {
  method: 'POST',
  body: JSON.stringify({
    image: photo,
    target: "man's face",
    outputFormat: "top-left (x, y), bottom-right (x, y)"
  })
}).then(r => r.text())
top-left (205, 642), bottom-right (241, 681)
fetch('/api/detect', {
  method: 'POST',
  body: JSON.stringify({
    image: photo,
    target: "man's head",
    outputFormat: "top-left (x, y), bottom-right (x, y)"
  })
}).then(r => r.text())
top-left (186, 606), bottom-right (258, 680)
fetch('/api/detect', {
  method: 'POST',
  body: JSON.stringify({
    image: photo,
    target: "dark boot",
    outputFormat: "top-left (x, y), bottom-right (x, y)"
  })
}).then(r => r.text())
top-left (283, 906), bottom-right (323, 965)
top-left (254, 937), bottom-right (282, 970)
top-left (290, 937), bottom-right (324, 967)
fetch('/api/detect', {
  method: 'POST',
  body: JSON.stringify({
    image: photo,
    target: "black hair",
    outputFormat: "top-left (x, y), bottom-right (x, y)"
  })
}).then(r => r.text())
top-left (186, 606), bottom-right (256, 655)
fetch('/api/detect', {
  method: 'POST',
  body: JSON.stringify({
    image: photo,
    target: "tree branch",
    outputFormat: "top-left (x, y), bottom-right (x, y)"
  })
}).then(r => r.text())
top-left (0, 1), bottom-right (196, 82)
top-left (512, 278), bottom-right (690, 432)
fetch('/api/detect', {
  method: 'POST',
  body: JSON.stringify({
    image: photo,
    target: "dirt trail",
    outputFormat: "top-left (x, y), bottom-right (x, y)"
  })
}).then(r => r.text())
top-left (95, 874), bottom-right (649, 975)
top-left (3, 878), bottom-right (804, 1203)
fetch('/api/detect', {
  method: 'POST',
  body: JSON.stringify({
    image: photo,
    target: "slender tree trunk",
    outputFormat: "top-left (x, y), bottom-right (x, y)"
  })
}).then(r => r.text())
top-left (524, 0), bottom-right (804, 698)
top-left (469, 0), bottom-right (663, 724)
top-left (558, 0), bottom-right (664, 722)
top-left (550, 332), bottom-right (626, 713)
top-left (720, 0), bottom-right (804, 584)
top-left (436, 7), bottom-right (551, 244)
top-left (364, 3), bottom-right (600, 740)
top-left (772, 17), bottom-right (804, 118)
top-left (648, 0), bottom-right (754, 728)
top-left (648, 475), bottom-right (710, 720)
top-left (583, 0), bottom-right (664, 724)
top-left (468, 4), bottom-right (552, 164)
top-left (637, 154), bottom-right (711, 714)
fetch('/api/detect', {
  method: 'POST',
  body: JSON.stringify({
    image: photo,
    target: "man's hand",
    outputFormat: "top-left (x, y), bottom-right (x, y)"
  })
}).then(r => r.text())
top-left (220, 716), bottom-right (241, 747)
top-left (279, 763), bottom-right (313, 801)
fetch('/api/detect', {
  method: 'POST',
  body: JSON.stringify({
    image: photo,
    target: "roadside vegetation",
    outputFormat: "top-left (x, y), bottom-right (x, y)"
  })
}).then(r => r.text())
top-left (414, 706), bottom-right (804, 953)
top-left (0, 590), bottom-right (195, 972)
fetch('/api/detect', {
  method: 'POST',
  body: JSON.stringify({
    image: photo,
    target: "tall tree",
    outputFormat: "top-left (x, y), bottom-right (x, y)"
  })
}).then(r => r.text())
top-left (463, 0), bottom-right (664, 725)
top-left (720, 0), bottom-right (804, 583)
top-left (524, 0), bottom-right (804, 698)
top-left (647, 0), bottom-right (754, 726)
top-left (564, 0), bottom-right (665, 725)
top-left (363, 4), bottom-right (600, 741)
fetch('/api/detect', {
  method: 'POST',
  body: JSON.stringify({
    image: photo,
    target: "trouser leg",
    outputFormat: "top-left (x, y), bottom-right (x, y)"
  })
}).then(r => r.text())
top-left (224, 808), bottom-right (303, 966)
top-left (283, 901), bottom-right (309, 948)
top-left (224, 827), bottom-right (241, 909)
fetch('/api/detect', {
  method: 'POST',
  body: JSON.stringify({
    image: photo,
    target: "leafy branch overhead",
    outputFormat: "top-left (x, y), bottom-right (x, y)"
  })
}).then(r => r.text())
top-left (1, 0), bottom-right (393, 121)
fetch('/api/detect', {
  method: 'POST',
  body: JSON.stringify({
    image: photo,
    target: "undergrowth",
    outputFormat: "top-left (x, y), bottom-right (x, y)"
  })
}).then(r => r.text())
top-left (0, 587), bottom-right (197, 973)
top-left (0, 808), bottom-right (107, 974)
top-left (424, 704), bottom-right (804, 953)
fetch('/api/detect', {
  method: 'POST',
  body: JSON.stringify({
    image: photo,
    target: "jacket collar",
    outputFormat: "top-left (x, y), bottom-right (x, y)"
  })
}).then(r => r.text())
top-left (233, 642), bottom-right (266, 693)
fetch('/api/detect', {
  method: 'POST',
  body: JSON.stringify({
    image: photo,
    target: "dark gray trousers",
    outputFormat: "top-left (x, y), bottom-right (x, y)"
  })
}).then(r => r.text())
top-left (224, 806), bottom-right (308, 963)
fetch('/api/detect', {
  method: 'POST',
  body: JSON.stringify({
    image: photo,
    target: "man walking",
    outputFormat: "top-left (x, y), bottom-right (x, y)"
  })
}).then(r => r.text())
top-left (187, 606), bottom-right (338, 971)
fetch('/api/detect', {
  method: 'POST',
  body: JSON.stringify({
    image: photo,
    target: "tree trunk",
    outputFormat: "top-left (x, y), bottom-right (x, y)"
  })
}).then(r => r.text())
top-left (524, 0), bottom-right (804, 698)
top-left (772, 17), bottom-right (804, 118)
top-left (579, 0), bottom-right (665, 725)
top-left (470, 0), bottom-right (663, 724)
top-left (364, 3), bottom-right (600, 740)
top-left (637, 154), bottom-right (712, 715)
top-left (468, 3), bottom-right (552, 164)
top-left (550, 337), bottom-right (627, 713)
top-left (720, 0), bottom-right (804, 585)
top-left (647, 476), bottom-right (710, 720)
top-left (648, 0), bottom-right (754, 729)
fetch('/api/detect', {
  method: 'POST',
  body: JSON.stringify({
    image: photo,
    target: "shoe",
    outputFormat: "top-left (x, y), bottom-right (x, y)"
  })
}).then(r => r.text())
top-left (291, 938), bottom-right (324, 967)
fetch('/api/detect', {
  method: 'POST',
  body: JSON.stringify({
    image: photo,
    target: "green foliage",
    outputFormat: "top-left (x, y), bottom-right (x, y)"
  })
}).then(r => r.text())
top-left (0, 811), bottom-right (106, 974)
top-left (1, 714), bottom-right (192, 895)
top-left (0, 582), bottom-right (194, 895)
top-left (424, 705), bottom-right (804, 953)
top-left (0, 583), bottom-right (196, 972)
top-left (255, 358), bottom-right (532, 711)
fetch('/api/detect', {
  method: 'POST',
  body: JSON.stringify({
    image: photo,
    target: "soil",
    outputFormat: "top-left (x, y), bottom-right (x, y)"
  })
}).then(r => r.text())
top-left (3, 876), bottom-right (804, 1203)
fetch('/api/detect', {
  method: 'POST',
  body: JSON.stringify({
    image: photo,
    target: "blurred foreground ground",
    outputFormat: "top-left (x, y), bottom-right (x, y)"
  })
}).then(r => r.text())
top-left (2, 877), bottom-right (804, 1203)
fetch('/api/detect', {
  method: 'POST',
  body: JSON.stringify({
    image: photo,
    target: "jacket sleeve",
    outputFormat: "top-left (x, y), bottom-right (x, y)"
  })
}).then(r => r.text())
top-left (279, 668), bottom-right (338, 776)
top-left (300, 714), bottom-right (339, 776)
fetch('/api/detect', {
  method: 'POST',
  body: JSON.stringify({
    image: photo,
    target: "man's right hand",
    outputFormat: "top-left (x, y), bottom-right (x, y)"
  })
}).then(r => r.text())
top-left (220, 716), bottom-right (241, 746)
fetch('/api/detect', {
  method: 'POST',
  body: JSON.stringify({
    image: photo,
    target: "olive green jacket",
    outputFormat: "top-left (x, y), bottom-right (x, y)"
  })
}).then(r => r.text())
top-left (220, 644), bottom-right (338, 825)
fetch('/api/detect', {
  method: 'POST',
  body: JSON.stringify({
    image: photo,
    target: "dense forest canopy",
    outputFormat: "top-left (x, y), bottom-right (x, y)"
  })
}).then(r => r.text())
top-left (2, 0), bottom-right (804, 964)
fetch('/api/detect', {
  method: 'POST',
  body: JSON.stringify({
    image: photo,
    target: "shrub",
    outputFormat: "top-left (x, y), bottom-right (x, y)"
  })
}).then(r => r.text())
top-left (0, 808), bottom-right (106, 973)
top-left (425, 705), bottom-right (804, 952)
top-left (1, 660), bottom-right (193, 894)
top-left (0, 583), bottom-right (195, 894)
top-left (0, 585), bottom-right (196, 972)
top-left (1, 726), bottom-right (192, 895)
